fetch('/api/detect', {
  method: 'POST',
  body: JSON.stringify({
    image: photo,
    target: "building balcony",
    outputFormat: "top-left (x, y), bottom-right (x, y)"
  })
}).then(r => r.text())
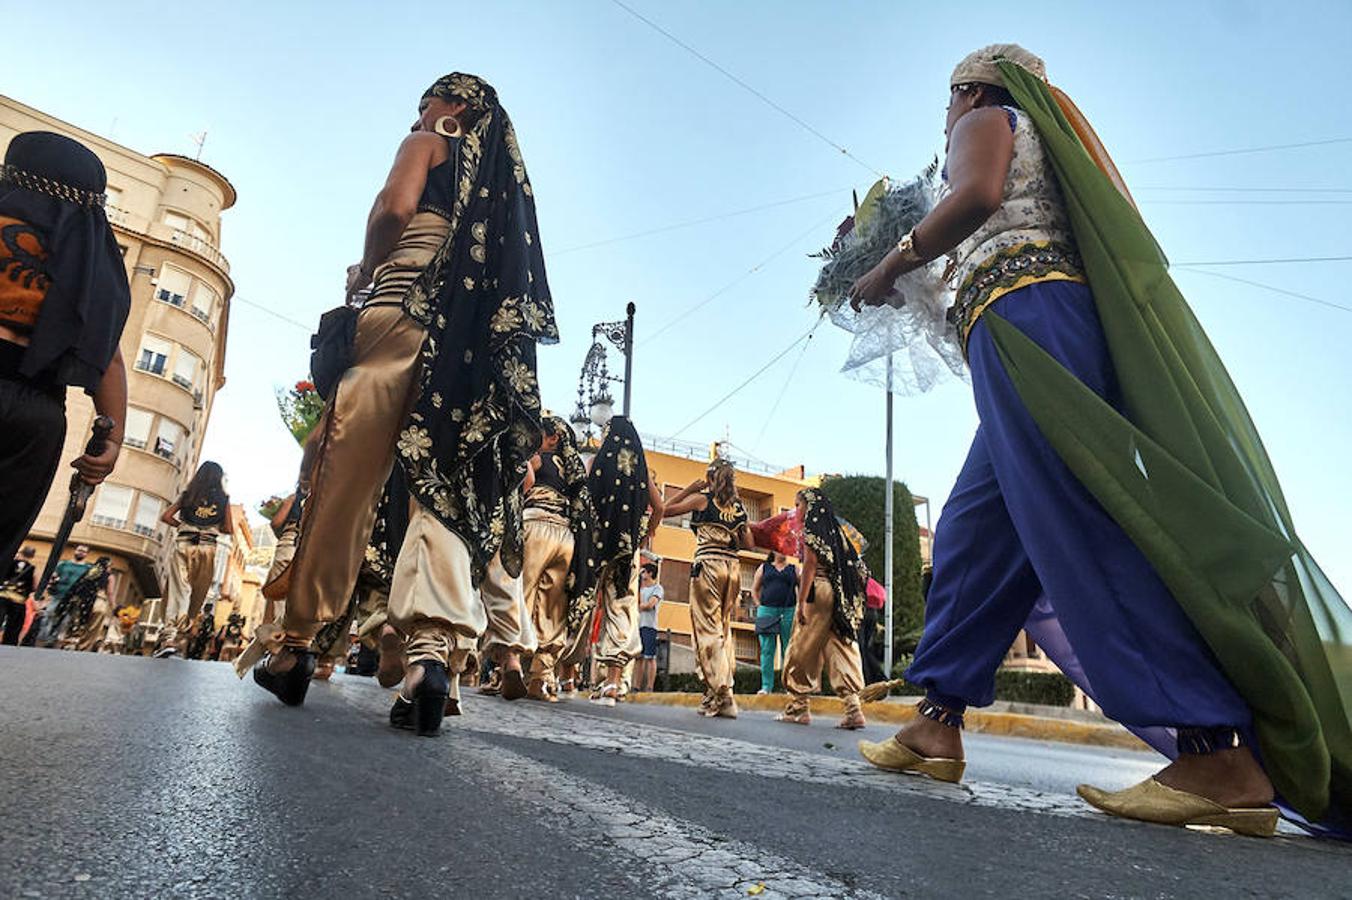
top-left (158, 224), bottom-right (230, 274)
top-left (105, 206), bottom-right (230, 275)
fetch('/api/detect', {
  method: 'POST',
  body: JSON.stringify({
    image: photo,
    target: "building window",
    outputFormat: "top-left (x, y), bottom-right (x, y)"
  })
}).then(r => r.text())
top-left (91, 483), bottom-right (135, 530)
top-left (155, 265), bottom-right (192, 308)
top-left (172, 347), bottom-right (202, 393)
top-left (164, 210), bottom-right (211, 242)
top-left (123, 407), bottom-right (154, 450)
top-left (190, 282), bottom-right (216, 326)
top-left (154, 418), bottom-right (186, 463)
top-left (135, 334), bottom-right (172, 376)
top-left (105, 186), bottom-right (123, 210)
top-left (133, 495), bottom-right (165, 538)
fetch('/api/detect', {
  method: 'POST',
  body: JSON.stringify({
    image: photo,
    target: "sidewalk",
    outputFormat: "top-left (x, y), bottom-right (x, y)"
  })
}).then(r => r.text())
top-left (626, 691), bottom-right (1152, 752)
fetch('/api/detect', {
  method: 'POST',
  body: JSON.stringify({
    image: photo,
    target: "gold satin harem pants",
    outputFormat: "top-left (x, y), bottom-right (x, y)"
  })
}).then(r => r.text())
top-left (689, 553), bottom-right (740, 695)
top-left (782, 578), bottom-right (864, 717)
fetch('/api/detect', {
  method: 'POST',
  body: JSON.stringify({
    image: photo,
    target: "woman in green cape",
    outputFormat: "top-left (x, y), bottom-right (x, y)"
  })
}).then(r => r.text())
top-left (852, 44), bottom-right (1350, 839)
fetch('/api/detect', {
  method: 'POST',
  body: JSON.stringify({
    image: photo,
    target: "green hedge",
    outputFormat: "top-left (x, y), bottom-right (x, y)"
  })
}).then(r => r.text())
top-left (993, 670), bottom-right (1076, 707)
top-left (887, 657), bottom-right (1076, 707)
top-left (818, 475), bottom-right (925, 658)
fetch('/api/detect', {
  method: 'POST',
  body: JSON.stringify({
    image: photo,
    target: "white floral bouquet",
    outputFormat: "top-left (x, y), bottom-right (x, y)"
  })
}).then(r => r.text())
top-left (810, 163), bottom-right (966, 396)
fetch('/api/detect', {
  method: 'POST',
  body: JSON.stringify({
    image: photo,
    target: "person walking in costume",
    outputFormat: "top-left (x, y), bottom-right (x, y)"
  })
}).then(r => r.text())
top-left (854, 45), bottom-right (1351, 839)
top-left (660, 458), bottom-right (752, 718)
top-left (521, 415), bottom-right (596, 701)
top-left (254, 73), bottom-right (557, 741)
top-left (159, 462), bottom-right (234, 657)
top-left (0, 132), bottom-right (130, 569)
top-left (564, 417), bottom-right (663, 707)
top-left (776, 489), bottom-right (868, 729)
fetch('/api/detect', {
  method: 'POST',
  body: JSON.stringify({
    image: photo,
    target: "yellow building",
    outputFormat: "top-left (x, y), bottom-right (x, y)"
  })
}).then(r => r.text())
top-left (1, 95), bottom-right (235, 609)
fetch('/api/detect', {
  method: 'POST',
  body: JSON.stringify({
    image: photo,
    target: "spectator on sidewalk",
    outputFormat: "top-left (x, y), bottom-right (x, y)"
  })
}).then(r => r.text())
top-left (752, 552), bottom-right (798, 694)
top-left (859, 577), bottom-right (887, 684)
top-left (635, 561), bottom-right (663, 691)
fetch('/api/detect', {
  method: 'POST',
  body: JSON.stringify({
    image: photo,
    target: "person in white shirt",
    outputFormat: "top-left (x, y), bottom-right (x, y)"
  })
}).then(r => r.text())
top-left (635, 562), bottom-right (663, 692)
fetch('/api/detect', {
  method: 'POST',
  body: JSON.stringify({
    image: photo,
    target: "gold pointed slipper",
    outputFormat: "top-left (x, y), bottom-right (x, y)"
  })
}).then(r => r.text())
top-left (1077, 778), bottom-right (1277, 838)
top-left (858, 737), bottom-right (966, 784)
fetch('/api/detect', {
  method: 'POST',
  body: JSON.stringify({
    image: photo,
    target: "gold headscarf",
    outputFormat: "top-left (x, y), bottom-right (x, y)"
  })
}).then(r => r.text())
top-left (950, 43), bottom-right (1046, 88)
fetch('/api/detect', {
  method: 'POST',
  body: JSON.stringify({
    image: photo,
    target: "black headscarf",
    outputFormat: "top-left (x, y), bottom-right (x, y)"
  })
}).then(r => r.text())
top-left (539, 415), bottom-right (599, 616)
top-left (568, 416), bottom-right (649, 632)
top-left (395, 73), bottom-right (558, 585)
top-left (799, 487), bottom-right (868, 639)
top-left (0, 132), bottom-right (130, 391)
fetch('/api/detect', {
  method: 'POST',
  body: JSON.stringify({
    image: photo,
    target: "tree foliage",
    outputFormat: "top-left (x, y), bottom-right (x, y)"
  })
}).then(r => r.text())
top-left (819, 474), bottom-right (925, 657)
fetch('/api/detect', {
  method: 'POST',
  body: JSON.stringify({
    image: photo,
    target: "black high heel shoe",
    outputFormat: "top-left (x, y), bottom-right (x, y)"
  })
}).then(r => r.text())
top-left (390, 660), bottom-right (450, 737)
top-left (252, 648), bottom-right (316, 707)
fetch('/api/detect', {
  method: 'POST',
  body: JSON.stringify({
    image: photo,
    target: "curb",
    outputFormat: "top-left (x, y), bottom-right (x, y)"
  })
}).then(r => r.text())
top-left (626, 691), bottom-right (1151, 752)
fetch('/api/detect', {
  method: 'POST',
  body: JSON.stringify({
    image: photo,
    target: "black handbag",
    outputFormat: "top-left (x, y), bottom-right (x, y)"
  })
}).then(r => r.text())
top-left (309, 305), bottom-right (358, 401)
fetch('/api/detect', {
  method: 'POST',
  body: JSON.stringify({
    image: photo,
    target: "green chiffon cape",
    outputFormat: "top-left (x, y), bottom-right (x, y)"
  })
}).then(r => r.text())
top-left (983, 60), bottom-right (1351, 821)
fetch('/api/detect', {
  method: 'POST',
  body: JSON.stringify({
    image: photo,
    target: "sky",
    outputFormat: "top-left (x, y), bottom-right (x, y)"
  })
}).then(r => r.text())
top-left (7, 0), bottom-right (1351, 594)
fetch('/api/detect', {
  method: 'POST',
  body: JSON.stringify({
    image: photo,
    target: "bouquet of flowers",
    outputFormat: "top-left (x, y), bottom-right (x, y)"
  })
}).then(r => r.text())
top-left (276, 379), bottom-right (323, 446)
top-left (810, 163), bottom-right (966, 396)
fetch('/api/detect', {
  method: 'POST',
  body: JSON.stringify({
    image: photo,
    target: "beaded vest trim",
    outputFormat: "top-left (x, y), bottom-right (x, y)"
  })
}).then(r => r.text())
top-left (947, 240), bottom-right (1085, 354)
top-left (0, 165), bottom-right (106, 209)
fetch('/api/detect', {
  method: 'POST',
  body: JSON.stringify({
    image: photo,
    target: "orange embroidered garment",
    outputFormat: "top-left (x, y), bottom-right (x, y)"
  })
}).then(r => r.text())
top-left (0, 215), bottom-right (50, 331)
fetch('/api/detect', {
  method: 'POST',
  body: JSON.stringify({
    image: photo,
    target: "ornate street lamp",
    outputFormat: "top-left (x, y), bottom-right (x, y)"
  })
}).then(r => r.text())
top-left (571, 303), bottom-right (635, 445)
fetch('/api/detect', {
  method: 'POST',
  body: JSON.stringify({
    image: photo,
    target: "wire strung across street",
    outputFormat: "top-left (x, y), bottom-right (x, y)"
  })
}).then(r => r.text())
top-left (1173, 267), bottom-right (1352, 316)
top-left (752, 325), bottom-right (817, 452)
top-left (607, 0), bottom-right (885, 178)
top-left (637, 205), bottom-right (845, 347)
top-left (667, 319), bottom-right (822, 441)
top-left (1126, 136), bottom-right (1352, 164)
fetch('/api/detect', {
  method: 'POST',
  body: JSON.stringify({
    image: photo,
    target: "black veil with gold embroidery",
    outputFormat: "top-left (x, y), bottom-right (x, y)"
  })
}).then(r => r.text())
top-left (800, 487), bottom-right (867, 639)
top-left (569, 416), bottom-right (649, 632)
top-left (394, 73), bottom-right (559, 584)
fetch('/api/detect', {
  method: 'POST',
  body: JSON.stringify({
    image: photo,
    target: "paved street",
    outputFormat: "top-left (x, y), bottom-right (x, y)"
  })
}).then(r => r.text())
top-left (2, 648), bottom-right (1348, 899)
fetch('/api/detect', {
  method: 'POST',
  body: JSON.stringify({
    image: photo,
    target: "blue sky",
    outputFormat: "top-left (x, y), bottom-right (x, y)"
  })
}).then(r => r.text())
top-left (9, 0), bottom-right (1351, 593)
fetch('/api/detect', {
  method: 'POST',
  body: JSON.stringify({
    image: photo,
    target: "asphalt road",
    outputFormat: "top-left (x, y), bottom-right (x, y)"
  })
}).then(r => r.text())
top-left (1, 648), bottom-right (1348, 899)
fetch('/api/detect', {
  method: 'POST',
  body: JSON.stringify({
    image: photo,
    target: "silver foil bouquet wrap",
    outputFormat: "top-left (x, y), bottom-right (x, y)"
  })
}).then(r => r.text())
top-left (809, 163), bottom-right (967, 395)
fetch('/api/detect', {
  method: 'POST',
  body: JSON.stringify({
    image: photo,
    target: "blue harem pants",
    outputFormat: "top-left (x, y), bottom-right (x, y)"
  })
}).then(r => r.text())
top-left (905, 281), bottom-right (1249, 730)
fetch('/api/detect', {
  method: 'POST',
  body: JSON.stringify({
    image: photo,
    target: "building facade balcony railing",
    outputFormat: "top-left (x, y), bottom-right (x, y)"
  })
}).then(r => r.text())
top-left (160, 225), bottom-right (229, 274)
top-left (91, 514), bottom-right (127, 530)
top-left (106, 209), bottom-right (230, 275)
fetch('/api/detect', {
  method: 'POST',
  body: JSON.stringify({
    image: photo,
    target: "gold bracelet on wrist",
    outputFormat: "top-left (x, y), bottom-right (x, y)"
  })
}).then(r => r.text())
top-left (895, 230), bottom-right (925, 266)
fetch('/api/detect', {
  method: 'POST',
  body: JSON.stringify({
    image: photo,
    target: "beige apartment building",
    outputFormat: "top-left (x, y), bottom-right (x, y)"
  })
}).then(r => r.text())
top-left (1, 95), bottom-right (235, 610)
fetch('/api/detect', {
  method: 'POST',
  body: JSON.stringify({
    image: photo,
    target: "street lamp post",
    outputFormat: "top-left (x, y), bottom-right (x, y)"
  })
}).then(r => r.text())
top-left (571, 304), bottom-right (636, 445)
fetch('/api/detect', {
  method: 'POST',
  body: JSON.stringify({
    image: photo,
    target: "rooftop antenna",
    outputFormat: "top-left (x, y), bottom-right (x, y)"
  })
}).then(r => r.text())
top-left (189, 130), bottom-right (208, 160)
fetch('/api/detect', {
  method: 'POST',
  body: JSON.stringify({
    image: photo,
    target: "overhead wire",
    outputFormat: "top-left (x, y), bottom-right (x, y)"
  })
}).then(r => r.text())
top-left (230, 294), bottom-right (313, 332)
top-left (1127, 136), bottom-right (1352, 164)
top-left (637, 204), bottom-right (845, 346)
top-left (607, 0), bottom-right (885, 178)
top-left (1172, 267), bottom-right (1352, 316)
top-left (668, 321), bottom-right (821, 440)
top-left (752, 323), bottom-right (818, 451)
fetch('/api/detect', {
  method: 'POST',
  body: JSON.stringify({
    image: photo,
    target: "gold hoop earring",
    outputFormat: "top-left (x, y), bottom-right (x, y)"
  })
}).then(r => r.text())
top-left (433, 115), bottom-right (463, 138)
